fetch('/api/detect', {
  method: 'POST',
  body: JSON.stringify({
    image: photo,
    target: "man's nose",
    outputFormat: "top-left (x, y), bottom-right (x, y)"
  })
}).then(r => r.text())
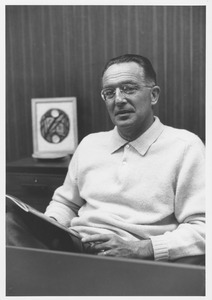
top-left (114, 88), bottom-right (126, 104)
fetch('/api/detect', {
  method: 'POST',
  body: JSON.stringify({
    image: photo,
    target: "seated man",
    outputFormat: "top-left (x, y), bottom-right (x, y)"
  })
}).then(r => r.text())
top-left (7, 54), bottom-right (205, 264)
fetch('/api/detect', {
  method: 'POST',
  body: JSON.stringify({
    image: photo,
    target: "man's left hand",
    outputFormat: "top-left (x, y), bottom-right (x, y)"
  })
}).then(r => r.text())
top-left (81, 234), bottom-right (154, 259)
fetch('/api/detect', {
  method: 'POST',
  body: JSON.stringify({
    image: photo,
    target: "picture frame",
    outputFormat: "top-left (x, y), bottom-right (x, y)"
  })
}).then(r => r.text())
top-left (31, 97), bottom-right (78, 159)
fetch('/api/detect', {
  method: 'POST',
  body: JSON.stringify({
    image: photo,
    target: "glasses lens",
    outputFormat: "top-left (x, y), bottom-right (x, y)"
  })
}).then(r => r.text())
top-left (122, 84), bottom-right (138, 94)
top-left (102, 89), bottom-right (115, 100)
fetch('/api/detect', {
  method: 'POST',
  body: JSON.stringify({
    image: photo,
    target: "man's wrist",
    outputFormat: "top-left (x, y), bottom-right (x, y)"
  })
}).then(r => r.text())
top-left (134, 239), bottom-right (154, 259)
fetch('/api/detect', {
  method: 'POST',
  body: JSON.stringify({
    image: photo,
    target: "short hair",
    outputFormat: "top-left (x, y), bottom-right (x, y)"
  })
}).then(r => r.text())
top-left (102, 54), bottom-right (157, 85)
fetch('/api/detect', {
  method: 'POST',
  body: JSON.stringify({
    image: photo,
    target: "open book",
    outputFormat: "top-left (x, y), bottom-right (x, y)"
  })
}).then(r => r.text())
top-left (6, 194), bottom-right (84, 252)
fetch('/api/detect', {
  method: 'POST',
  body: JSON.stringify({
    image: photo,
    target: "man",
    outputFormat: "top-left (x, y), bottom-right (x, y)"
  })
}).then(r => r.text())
top-left (7, 54), bottom-right (205, 263)
top-left (43, 54), bottom-right (205, 262)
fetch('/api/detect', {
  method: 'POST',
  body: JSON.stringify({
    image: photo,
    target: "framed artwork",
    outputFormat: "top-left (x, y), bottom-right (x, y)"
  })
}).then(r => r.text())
top-left (31, 97), bottom-right (78, 159)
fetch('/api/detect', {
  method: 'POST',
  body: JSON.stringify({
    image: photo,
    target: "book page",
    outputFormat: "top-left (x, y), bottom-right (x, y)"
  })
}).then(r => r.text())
top-left (6, 194), bottom-right (81, 239)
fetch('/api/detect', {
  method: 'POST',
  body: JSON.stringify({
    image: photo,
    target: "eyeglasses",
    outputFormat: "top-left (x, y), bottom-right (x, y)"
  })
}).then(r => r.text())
top-left (101, 84), bottom-right (154, 102)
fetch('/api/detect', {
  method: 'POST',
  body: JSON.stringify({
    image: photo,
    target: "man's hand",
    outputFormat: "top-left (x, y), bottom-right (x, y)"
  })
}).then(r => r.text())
top-left (81, 234), bottom-right (154, 259)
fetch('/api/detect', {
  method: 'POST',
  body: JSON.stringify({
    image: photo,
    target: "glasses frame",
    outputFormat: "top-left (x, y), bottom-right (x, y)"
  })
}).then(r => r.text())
top-left (101, 84), bottom-right (155, 102)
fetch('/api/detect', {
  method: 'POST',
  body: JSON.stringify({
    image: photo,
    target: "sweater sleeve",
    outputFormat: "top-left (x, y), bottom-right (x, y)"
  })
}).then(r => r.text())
top-left (45, 147), bottom-right (85, 227)
top-left (150, 136), bottom-right (205, 261)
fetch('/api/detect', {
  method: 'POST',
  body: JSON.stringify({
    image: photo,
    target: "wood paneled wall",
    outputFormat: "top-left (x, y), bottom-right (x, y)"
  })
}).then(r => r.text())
top-left (6, 6), bottom-right (205, 161)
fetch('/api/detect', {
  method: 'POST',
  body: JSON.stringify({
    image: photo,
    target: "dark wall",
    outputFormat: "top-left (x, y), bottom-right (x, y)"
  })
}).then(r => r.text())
top-left (6, 5), bottom-right (205, 161)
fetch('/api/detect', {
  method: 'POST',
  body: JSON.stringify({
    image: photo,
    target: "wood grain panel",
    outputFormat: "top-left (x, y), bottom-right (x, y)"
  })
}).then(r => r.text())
top-left (6, 6), bottom-right (205, 161)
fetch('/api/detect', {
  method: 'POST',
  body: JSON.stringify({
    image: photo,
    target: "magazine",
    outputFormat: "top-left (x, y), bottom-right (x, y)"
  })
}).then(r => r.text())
top-left (6, 194), bottom-right (83, 252)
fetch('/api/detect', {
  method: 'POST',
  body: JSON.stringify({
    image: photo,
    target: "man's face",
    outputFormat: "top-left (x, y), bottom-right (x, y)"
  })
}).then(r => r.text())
top-left (102, 62), bottom-right (159, 140)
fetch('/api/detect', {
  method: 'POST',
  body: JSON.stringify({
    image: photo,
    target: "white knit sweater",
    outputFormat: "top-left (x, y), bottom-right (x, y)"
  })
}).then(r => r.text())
top-left (45, 117), bottom-right (205, 261)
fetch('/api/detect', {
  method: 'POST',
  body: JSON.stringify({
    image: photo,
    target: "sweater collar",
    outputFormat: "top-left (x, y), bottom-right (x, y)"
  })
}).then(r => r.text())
top-left (110, 116), bottom-right (165, 156)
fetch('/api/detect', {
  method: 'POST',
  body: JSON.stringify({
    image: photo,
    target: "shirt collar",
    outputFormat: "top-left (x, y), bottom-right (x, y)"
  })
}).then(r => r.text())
top-left (110, 116), bottom-right (165, 156)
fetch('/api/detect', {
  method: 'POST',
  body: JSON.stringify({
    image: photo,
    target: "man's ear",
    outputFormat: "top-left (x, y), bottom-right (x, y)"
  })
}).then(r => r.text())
top-left (151, 86), bottom-right (160, 106)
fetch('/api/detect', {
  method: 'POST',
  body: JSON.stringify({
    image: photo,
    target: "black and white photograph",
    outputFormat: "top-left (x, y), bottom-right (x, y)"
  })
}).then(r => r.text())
top-left (3, 1), bottom-right (211, 298)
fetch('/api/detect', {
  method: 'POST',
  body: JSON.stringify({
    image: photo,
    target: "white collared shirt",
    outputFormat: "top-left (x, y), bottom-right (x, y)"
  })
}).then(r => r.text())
top-left (45, 117), bottom-right (205, 261)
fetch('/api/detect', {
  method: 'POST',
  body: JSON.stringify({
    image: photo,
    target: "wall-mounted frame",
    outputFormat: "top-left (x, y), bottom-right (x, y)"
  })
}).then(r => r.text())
top-left (31, 97), bottom-right (78, 159)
